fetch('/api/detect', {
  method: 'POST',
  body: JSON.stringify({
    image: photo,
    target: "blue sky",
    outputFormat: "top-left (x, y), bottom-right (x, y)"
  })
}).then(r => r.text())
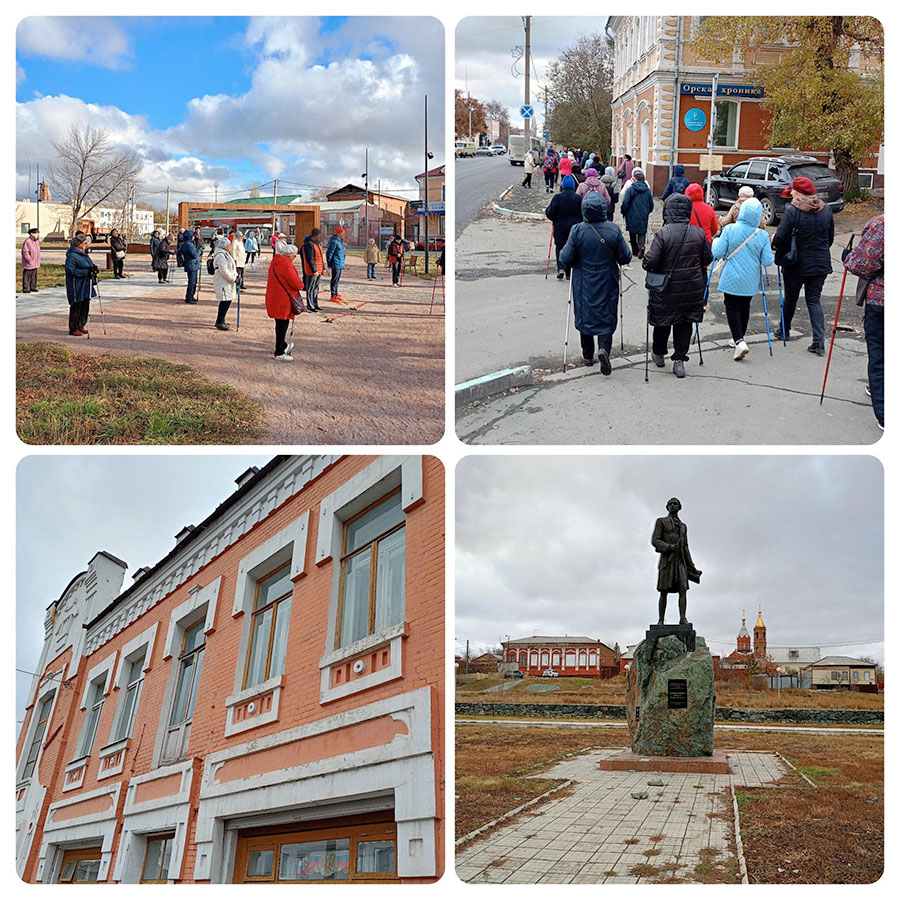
top-left (15, 16), bottom-right (443, 204)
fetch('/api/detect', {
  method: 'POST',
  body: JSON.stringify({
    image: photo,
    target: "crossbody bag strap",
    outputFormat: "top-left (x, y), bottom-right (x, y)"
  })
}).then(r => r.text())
top-left (585, 222), bottom-right (620, 271)
top-left (272, 266), bottom-right (295, 302)
top-left (724, 227), bottom-right (760, 263)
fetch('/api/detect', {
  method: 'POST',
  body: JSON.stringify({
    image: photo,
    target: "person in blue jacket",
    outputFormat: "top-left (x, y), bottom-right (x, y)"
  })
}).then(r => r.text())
top-left (661, 164), bottom-right (691, 200)
top-left (326, 226), bottom-right (346, 302)
top-left (559, 192), bottom-right (632, 374)
top-left (545, 174), bottom-right (583, 280)
top-left (711, 197), bottom-right (775, 361)
top-left (65, 234), bottom-right (96, 335)
top-left (619, 167), bottom-right (654, 258)
top-left (181, 229), bottom-right (201, 304)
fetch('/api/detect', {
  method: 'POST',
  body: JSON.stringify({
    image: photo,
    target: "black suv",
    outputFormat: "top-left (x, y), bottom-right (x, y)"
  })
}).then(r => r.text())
top-left (703, 156), bottom-right (844, 226)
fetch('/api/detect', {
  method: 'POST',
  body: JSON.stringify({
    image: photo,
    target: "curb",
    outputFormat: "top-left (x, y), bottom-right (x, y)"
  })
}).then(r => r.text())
top-left (490, 202), bottom-right (546, 221)
top-left (455, 366), bottom-right (533, 406)
top-left (731, 784), bottom-right (750, 884)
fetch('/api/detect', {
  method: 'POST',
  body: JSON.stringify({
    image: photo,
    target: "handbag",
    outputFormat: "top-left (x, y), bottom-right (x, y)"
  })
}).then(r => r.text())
top-left (645, 221), bottom-right (690, 292)
top-left (775, 228), bottom-right (798, 266)
top-left (114, 249), bottom-right (125, 259)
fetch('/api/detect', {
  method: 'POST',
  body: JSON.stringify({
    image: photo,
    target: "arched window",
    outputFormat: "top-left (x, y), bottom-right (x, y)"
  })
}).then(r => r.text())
top-left (640, 117), bottom-right (651, 169)
top-left (565, 650), bottom-right (576, 668)
top-left (578, 651), bottom-right (587, 667)
top-left (552, 651), bottom-right (561, 667)
top-left (589, 650), bottom-right (597, 668)
top-left (529, 651), bottom-right (538, 667)
top-left (541, 650), bottom-right (550, 667)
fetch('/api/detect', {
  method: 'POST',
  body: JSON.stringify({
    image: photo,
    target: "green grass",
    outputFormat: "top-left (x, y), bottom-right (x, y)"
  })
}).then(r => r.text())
top-left (17, 342), bottom-right (263, 445)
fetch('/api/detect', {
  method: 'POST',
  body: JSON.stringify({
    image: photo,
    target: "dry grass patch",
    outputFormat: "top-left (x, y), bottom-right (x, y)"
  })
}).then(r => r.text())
top-left (15, 262), bottom-right (116, 292)
top-left (17, 342), bottom-right (263, 444)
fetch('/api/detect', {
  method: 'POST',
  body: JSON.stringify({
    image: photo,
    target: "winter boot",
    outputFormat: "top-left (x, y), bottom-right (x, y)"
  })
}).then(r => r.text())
top-left (216, 300), bottom-right (232, 330)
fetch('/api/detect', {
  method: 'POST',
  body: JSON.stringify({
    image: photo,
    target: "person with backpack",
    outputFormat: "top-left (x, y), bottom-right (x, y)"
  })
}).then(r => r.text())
top-left (711, 197), bottom-right (775, 361)
top-left (558, 153), bottom-right (573, 181)
top-left (542, 147), bottom-right (559, 193)
top-left (211, 236), bottom-right (237, 331)
top-left (545, 175), bottom-right (584, 281)
top-left (181, 229), bottom-right (201, 303)
top-left (661, 164), bottom-right (691, 200)
top-left (842, 213), bottom-right (884, 429)
top-left (109, 228), bottom-right (126, 278)
top-left (522, 149), bottom-right (536, 188)
top-left (642, 194), bottom-right (713, 378)
top-left (326, 226), bottom-right (346, 302)
top-left (616, 154), bottom-right (635, 183)
top-left (620, 167), bottom-right (654, 259)
top-left (601, 166), bottom-right (620, 221)
top-left (576, 168), bottom-right (611, 207)
top-left (559, 193), bottom-right (632, 374)
top-left (387, 233), bottom-right (405, 285)
top-left (771, 176), bottom-right (835, 354)
top-left (302, 228), bottom-right (325, 310)
top-left (265, 239), bottom-right (303, 361)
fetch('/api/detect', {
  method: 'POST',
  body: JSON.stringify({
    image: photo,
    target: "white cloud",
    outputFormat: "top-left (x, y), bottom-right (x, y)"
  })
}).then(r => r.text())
top-left (16, 17), bottom-right (133, 69)
top-left (16, 63), bottom-right (25, 83)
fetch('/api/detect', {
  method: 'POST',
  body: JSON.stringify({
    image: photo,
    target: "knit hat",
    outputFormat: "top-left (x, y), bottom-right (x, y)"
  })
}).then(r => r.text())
top-left (561, 174), bottom-right (576, 190)
top-left (73, 233), bottom-right (88, 246)
top-left (632, 167), bottom-right (645, 181)
top-left (791, 176), bottom-right (816, 195)
top-left (585, 168), bottom-right (599, 178)
top-left (335, 226), bottom-right (345, 235)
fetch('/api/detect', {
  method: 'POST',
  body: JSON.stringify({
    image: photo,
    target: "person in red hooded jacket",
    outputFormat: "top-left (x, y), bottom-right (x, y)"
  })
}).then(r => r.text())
top-left (685, 183), bottom-right (719, 244)
top-left (265, 239), bottom-right (303, 360)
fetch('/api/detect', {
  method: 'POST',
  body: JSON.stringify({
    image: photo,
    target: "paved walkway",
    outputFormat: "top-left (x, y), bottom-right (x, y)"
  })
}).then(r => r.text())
top-left (456, 748), bottom-right (787, 884)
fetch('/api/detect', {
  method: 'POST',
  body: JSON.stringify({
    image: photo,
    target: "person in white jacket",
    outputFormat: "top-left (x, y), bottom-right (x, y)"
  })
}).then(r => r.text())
top-left (522, 150), bottom-right (536, 189)
top-left (212, 236), bottom-right (238, 331)
top-left (229, 231), bottom-right (247, 288)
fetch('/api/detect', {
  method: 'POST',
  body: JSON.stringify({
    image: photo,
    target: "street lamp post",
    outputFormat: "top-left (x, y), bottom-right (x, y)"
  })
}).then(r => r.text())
top-left (424, 94), bottom-right (430, 275)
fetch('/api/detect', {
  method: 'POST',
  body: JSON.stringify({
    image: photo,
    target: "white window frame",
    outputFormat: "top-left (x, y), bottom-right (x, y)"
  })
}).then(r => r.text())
top-left (316, 458), bottom-right (423, 704)
top-left (225, 516), bottom-right (308, 735)
top-left (713, 99), bottom-right (740, 150)
top-left (108, 623), bottom-right (157, 745)
top-left (17, 677), bottom-right (60, 785)
top-left (74, 653), bottom-right (117, 762)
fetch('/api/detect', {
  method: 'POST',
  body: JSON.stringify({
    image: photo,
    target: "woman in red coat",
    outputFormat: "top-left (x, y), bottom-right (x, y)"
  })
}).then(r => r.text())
top-left (685, 183), bottom-right (719, 244)
top-left (265, 240), bottom-right (303, 360)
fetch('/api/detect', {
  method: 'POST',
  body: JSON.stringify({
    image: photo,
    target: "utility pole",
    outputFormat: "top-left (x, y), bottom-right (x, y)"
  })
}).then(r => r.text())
top-left (465, 640), bottom-right (470, 674)
top-left (271, 178), bottom-right (278, 240)
top-left (165, 186), bottom-right (170, 235)
top-left (35, 163), bottom-right (41, 233)
top-left (705, 73), bottom-right (719, 204)
top-left (377, 177), bottom-right (382, 243)
top-left (424, 94), bottom-right (430, 274)
top-left (214, 183), bottom-right (219, 204)
top-left (364, 147), bottom-right (369, 246)
top-left (523, 16), bottom-right (532, 146)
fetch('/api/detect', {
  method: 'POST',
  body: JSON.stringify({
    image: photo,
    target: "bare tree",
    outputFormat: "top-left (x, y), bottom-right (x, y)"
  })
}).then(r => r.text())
top-left (483, 100), bottom-right (511, 144)
top-left (48, 125), bottom-right (141, 235)
top-left (306, 185), bottom-right (339, 202)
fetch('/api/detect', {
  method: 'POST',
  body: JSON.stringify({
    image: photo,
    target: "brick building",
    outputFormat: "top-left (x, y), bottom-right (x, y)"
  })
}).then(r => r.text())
top-left (16, 455), bottom-right (444, 884)
top-left (502, 636), bottom-right (617, 678)
top-left (608, 16), bottom-right (883, 195)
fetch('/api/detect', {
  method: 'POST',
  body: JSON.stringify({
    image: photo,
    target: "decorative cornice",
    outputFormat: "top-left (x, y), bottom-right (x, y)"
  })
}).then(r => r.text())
top-left (84, 456), bottom-right (340, 655)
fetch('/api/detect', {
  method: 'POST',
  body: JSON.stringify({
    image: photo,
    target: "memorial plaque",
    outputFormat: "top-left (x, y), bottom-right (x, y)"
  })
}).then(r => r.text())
top-left (667, 678), bottom-right (688, 709)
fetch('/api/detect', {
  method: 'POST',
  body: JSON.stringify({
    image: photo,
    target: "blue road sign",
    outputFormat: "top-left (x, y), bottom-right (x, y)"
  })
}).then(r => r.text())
top-left (520, 105), bottom-right (534, 119)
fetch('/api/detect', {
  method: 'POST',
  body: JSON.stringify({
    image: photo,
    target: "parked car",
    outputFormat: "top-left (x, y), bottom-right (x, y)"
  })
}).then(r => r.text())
top-left (414, 237), bottom-right (446, 251)
top-left (703, 155), bottom-right (844, 226)
top-left (541, 668), bottom-right (559, 678)
top-left (504, 670), bottom-right (525, 679)
top-left (490, 144), bottom-right (507, 155)
top-left (455, 141), bottom-right (476, 158)
top-left (476, 146), bottom-right (494, 157)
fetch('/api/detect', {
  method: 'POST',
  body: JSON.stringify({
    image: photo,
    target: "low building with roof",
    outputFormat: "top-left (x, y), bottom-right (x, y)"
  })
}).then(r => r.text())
top-left (804, 656), bottom-right (878, 692)
top-left (501, 636), bottom-right (616, 678)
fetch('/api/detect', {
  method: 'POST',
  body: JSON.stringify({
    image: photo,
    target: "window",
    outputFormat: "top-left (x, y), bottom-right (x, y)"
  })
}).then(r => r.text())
top-left (113, 652), bottom-right (146, 742)
top-left (727, 162), bottom-right (750, 179)
top-left (337, 491), bottom-right (405, 648)
top-left (789, 649), bottom-right (799, 660)
top-left (58, 847), bottom-right (102, 884)
top-left (747, 161), bottom-right (768, 180)
top-left (22, 692), bottom-right (55, 779)
top-left (235, 821), bottom-right (397, 884)
top-left (767, 164), bottom-right (781, 181)
top-left (863, 670), bottom-right (872, 681)
top-left (244, 564), bottom-right (293, 688)
top-left (541, 651), bottom-right (550, 667)
top-left (78, 679), bottom-right (105, 758)
top-left (170, 621), bottom-right (204, 729)
top-left (141, 833), bottom-right (175, 883)
top-left (853, 670), bottom-right (859, 681)
top-left (858, 173), bottom-right (874, 190)
top-left (713, 101), bottom-right (738, 148)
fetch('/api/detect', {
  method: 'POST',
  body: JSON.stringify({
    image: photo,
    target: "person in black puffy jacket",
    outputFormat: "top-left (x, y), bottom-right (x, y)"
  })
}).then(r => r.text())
top-left (642, 194), bottom-right (712, 378)
top-left (771, 176), bottom-right (835, 354)
top-left (546, 175), bottom-right (584, 280)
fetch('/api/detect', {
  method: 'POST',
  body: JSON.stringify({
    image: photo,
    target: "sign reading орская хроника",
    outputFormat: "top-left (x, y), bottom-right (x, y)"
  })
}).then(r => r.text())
top-left (680, 82), bottom-right (764, 98)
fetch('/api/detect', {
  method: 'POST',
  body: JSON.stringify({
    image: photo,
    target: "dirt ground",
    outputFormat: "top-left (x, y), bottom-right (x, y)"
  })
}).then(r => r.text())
top-left (15, 254), bottom-right (445, 445)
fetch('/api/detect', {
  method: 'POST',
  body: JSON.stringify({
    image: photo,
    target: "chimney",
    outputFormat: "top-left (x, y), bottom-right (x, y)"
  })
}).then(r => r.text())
top-left (174, 525), bottom-right (196, 544)
top-left (234, 466), bottom-right (260, 488)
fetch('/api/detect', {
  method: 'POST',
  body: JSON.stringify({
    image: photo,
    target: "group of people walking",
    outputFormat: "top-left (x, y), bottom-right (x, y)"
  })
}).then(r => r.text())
top-left (550, 160), bottom-right (883, 427)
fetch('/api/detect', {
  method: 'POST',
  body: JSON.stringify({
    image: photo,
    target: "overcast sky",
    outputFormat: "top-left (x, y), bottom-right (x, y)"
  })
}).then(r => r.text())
top-left (16, 454), bottom-right (270, 731)
top-left (455, 16), bottom-right (609, 131)
top-left (16, 16), bottom-right (444, 206)
top-left (456, 456), bottom-right (884, 665)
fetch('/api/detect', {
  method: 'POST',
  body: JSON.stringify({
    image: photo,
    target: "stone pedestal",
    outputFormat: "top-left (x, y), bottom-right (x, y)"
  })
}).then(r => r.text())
top-left (626, 633), bottom-right (715, 757)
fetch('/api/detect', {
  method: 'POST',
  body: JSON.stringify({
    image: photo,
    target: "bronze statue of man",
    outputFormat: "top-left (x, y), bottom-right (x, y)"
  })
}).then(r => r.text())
top-left (651, 497), bottom-right (702, 625)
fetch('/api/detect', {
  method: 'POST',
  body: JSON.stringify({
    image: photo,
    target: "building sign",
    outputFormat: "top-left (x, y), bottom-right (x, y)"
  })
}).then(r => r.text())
top-left (667, 678), bottom-right (688, 709)
top-left (683, 108), bottom-right (707, 132)
top-left (681, 82), bottom-right (764, 98)
top-left (413, 201), bottom-right (445, 215)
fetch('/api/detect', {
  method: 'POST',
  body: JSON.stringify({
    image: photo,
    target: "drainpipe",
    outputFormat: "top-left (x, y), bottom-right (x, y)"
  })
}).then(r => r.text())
top-left (670, 16), bottom-right (682, 180)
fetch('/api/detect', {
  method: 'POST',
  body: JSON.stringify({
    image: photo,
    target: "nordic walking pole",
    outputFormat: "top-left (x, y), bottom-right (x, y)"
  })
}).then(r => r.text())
top-left (692, 264), bottom-right (715, 347)
top-left (759, 267), bottom-right (773, 356)
top-left (94, 275), bottom-right (106, 336)
top-left (776, 265), bottom-right (786, 346)
top-left (544, 229), bottom-right (553, 279)
top-left (236, 282), bottom-right (241, 331)
top-left (619, 265), bottom-right (624, 351)
top-left (430, 269), bottom-right (438, 314)
top-left (694, 323), bottom-right (704, 365)
top-left (819, 235), bottom-right (855, 406)
top-left (563, 277), bottom-right (573, 371)
top-left (644, 291), bottom-right (650, 383)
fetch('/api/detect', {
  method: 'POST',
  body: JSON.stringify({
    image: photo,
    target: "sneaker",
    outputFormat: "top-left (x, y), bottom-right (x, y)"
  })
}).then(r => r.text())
top-left (865, 383), bottom-right (872, 397)
top-left (734, 340), bottom-right (750, 361)
top-left (651, 352), bottom-right (665, 368)
top-left (215, 322), bottom-right (230, 331)
top-left (582, 355), bottom-right (595, 367)
top-left (598, 348), bottom-right (612, 376)
top-left (808, 344), bottom-right (825, 356)
top-left (274, 353), bottom-right (294, 361)
top-left (773, 328), bottom-right (790, 342)
top-left (673, 359), bottom-right (686, 378)
top-left (727, 338), bottom-right (736, 348)
top-left (556, 270), bottom-right (564, 280)
top-left (285, 341), bottom-right (294, 353)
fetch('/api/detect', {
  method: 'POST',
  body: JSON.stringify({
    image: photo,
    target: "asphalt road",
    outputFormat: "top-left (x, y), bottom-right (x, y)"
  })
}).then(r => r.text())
top-left (455, 154), bottom-right (518, 236)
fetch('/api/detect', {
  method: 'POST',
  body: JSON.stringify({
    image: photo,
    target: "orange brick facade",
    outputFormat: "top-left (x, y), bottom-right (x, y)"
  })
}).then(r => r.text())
top-left (16, 455), bottom-right (444, 884)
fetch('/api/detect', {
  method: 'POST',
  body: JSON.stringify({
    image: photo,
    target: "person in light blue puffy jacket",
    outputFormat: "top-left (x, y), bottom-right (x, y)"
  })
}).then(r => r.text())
top-left (711, 197), bottom-right (775, 361)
